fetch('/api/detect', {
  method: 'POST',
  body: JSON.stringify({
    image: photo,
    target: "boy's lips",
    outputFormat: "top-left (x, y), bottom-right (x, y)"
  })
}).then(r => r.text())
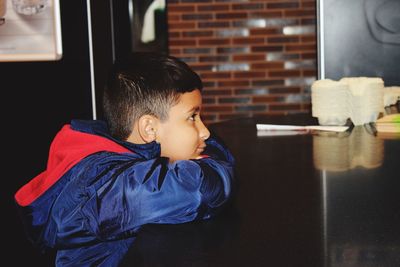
top-left (197, 145), bottom-right (206, 153)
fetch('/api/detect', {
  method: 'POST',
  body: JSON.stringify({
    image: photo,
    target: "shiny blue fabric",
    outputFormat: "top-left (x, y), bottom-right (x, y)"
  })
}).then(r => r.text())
top-left (56, 237), bottom-right (135, 267)
top-left (17, 120), bottom-right (235, 266)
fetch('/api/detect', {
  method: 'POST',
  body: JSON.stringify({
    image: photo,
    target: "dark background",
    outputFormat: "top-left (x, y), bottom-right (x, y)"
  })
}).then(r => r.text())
top-left (1, 1), bottom-right (165, 264)
top-left (1, 0), bottom-right (113, 264)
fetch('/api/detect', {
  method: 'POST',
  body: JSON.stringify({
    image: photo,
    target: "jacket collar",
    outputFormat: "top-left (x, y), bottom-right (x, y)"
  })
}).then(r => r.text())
top-left (70, 119), bottom-right (161, 160)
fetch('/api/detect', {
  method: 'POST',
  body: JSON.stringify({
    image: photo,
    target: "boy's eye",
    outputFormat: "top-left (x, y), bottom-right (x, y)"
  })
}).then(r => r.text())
top-left (189, 113), bottom-right (198, 121)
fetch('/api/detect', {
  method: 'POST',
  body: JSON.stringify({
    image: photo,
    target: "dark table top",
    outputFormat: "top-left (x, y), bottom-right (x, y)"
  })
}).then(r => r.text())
top-left (8, 114), bottom-right (400, 266)
top-left (119, 114), bottom-right (400, 267)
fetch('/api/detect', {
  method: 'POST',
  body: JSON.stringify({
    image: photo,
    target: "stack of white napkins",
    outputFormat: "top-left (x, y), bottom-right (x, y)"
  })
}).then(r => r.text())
top-left (311, 77), bottom-right (385, 126)
top-left (384, 86), bottom-right (400, 107)
top-left (311, 79), bottom-right (350, 126)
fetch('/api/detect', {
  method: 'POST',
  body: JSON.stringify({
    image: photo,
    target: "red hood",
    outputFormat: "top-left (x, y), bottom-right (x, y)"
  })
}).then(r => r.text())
top-left (15, 124), bottom-right (131, 207)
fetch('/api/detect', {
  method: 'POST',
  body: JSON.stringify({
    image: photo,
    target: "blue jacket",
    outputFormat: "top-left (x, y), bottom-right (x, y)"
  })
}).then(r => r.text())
top-left (15, 120), bottom-right (235, 266)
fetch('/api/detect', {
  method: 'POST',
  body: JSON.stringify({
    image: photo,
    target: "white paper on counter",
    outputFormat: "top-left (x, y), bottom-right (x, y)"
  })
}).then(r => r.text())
top-left (256, 124), bottom-right (349, 132)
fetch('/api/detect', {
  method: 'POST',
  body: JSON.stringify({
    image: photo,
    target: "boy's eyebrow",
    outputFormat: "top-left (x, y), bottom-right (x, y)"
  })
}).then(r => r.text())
top-left (187, 106), bottom-right (200, 113)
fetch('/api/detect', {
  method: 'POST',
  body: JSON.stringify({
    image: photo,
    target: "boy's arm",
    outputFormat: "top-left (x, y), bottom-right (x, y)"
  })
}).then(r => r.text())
top-left (55, 135), bottom-right (235, 246)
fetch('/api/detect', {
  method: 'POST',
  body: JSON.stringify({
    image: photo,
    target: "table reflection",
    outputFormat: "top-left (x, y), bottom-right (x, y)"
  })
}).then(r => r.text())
top-left (313, 126), bottom-right (384, 172)
top-left (314, 125), bottom-right (400, 267)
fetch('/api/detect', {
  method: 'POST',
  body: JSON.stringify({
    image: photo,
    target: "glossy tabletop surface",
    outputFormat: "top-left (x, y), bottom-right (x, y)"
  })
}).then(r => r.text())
top-left (119, 114), bottom-right (400, 267)
top-left (8, 114), bottom-right (400, 266)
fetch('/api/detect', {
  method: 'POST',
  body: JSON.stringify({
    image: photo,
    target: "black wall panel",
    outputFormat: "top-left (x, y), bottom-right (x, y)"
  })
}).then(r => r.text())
top-left (1, 1), bottom-right (93, 264)
top-left (318, 0), bottom-right (400, 86)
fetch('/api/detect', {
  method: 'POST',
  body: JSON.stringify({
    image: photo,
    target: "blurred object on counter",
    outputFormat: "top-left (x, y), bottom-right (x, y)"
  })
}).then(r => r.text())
top-left (311, 79), bottom-right (350, 126)
top-left (383, 86), bottom-right (400, 111)
top-left (341, 77), bottom-right (384, 126)
top-left (311, 77), bottom-right (385, 126)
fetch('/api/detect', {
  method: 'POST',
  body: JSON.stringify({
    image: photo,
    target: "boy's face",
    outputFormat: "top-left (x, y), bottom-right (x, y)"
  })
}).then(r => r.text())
top-left (156, 89), bottom-right (210, 162)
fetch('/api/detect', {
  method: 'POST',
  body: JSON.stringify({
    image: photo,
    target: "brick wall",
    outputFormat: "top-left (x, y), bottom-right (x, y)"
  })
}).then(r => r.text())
top-left (168, 0), bottom-right (317, 124)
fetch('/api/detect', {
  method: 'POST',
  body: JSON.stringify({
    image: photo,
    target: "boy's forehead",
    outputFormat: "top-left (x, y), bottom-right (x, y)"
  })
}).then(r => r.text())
top-left (173, 90), bottom-right (202, 111)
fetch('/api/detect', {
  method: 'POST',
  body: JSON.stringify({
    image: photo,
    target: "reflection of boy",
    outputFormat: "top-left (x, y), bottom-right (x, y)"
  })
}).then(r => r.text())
top-left (15, 52), bottom-right (235, 265)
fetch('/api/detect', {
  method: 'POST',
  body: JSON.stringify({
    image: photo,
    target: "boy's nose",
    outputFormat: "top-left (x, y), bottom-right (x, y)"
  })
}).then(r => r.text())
top-left (198, 118), bottom-right (210, 140)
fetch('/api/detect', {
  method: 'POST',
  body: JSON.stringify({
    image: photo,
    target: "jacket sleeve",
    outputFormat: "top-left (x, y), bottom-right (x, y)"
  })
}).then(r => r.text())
top-left (52, 135), bottom-right (235, 247)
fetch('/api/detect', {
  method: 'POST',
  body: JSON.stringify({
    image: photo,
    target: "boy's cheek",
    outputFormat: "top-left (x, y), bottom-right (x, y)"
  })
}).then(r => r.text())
top-left (160, 141), bottom-right (200, 161)
top-left (160, 148), bottom-right (189, 161)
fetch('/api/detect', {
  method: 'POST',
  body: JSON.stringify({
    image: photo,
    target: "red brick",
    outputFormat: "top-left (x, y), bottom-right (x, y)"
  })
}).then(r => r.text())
top-left (267, 2), bottom-right (300, 9)
top-left (203, 89), bottom-right (232, 96)
top-left (302, 1), bottom-right (316, 8)
top-left (197, 4), bottom-right (229, 12)
top-left (301, 35), bottom-right (316, 43)
top-left (200, 72), bottom-right (232, 79)
top-left (203, 106), bottom-right (233, 112)
top-left (285, 44), bottom-right (315, 51)
top-left (169, 39), bottom-right (197, 46)
top-left (250, 28), bottom-right (282, 35)
top-left (233, 38), bottom-right (265, 45)
top-left (234, 71), bottom-right (266, 79)
top-left (301, 52), bottom-right (316, 59)
top-left (182, 31), bottom-right (213, 38)
top-left (169, 31), bottom-right (181, 38)
top-left (267, 36), bottom-right (299, 43)
top-left (168, 14), bottom-right (181, 21)
top-left (199, 39), bottom-right (231, 46)
top-left (302, 69), bottom-right (316, 76)
top-left (198, 21), bottom-right (230, 28)
top-left (168, 5), bottom-right (195, 13)
top-left (253, 95), bottom-right (284, 103)
top-left (284, 9), bottom-right (316, 17)
top-left (219, 80), bottom-right (250, 87)
top-left (168, 22), bottom-right (196, 30)
top-left (233, 54), bottom-right (265, 61)
top-left (216, 12), bottom-right (248, 20)
top-left (252, 46), bottom-right (283, 52)
top-left (268, 70), bottom-right (301, 77)
top-left (269, 86), bottom-right (301, 94)
top-left (249, 11), bottom-right (283, 18)
top-left (269, 103), bottom-right (301, 111)
top-left (232, 3), bottom-right (264, 10)
top-left (251, 62), bottom-right (284, 69)
top-left (182, 13), bottom-right (213, 21)
top-left (169, 48), bottom-right (181, 55)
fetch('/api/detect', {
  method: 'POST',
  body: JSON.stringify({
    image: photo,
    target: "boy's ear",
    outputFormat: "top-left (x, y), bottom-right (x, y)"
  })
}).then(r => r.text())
top-left (137, 115), bottom-right (159, 143)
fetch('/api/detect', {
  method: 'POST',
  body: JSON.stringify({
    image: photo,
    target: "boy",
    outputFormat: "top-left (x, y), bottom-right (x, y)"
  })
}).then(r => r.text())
top-left (14, 52), bottom-right (235, 266)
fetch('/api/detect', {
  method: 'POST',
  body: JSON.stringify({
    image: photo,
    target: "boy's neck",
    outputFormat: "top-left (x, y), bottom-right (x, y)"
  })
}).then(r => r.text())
top-left (126, 128), bottom-right (146, 144)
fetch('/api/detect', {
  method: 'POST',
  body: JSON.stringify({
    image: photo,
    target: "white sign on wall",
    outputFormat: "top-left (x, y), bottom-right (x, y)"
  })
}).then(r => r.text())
top-left (0, 0), bottom-right (62, 62)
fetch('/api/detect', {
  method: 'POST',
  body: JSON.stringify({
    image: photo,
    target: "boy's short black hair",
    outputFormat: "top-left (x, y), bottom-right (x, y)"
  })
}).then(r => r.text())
top-left (103, 52), bottom-right (203, 140)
